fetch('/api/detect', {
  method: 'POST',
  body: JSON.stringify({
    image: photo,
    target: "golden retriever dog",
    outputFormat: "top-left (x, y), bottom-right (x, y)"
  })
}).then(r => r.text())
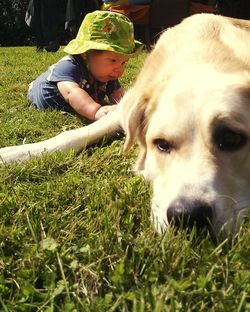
top-left (1, 14), bottom-right (250, 236)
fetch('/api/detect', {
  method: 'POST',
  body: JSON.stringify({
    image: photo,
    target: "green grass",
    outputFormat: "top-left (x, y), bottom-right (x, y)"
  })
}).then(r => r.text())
top-left (0, 46), bottom-right (250, 311)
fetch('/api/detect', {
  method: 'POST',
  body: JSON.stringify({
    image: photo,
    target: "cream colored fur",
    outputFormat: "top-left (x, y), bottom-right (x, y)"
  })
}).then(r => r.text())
top-left (1, 14), bottom-right (250, 235)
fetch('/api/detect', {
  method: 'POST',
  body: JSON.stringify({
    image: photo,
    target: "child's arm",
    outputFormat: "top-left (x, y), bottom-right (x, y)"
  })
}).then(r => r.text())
top-left (57, 81), bottom-right (101, 120)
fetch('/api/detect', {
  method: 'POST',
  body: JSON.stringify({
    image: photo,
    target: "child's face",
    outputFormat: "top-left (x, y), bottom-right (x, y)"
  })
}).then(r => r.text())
top-left (86, 51), bottom-right (129, 82)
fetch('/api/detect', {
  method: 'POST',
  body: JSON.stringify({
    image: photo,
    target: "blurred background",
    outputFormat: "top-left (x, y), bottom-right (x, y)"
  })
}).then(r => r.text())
top-left (0, 0), bottom-right (249, 49)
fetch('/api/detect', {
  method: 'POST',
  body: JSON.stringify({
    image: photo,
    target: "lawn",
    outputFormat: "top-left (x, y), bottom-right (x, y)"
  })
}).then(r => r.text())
top-left (0, 46), bottom-right (250, 311)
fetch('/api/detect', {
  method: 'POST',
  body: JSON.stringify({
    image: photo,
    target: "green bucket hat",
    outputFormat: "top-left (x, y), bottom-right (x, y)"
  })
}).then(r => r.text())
top-left (64, 10), bottom-right (143, 57)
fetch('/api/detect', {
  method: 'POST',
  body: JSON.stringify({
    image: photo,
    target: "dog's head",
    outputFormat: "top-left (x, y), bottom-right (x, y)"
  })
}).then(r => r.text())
top-left (120, 23), bottom-right (250, 237)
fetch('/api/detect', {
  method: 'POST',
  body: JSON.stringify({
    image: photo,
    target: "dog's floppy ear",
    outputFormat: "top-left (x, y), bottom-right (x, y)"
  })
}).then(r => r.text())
top-left (119, 88), bottom-right (150, 173)
top-left (120, 89), bottom-right (146, 151)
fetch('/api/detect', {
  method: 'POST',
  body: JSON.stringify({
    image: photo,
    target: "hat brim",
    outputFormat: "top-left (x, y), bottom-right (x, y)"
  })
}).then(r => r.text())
top-left (63, 39), bottom-right (143, 57)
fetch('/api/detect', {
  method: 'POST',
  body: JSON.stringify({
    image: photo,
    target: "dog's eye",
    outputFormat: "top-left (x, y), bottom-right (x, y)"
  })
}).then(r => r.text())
top-left (213, 126), bottom-right (247, 152)
top-left (154, 138), bottom-right (173, 153)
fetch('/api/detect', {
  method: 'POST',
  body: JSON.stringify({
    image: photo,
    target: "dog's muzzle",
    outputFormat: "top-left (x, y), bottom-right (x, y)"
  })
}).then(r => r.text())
top-left (167, 198), bottom-right (213, 231)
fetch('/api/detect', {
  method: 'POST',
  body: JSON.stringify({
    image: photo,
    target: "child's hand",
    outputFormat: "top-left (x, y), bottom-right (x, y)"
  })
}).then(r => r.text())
top-left (95, 105), bottom-right (117, 120)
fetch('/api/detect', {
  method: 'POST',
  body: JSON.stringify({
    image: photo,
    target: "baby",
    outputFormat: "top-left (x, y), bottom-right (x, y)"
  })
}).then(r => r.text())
top-left (27, 10), bottom-right (143, 120)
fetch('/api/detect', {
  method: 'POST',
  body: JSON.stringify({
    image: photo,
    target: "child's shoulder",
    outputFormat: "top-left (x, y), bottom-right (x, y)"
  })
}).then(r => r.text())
top-left (55, 55), bottom-right (86, 69)
top-left (58, 55), bottom-right (80, 64)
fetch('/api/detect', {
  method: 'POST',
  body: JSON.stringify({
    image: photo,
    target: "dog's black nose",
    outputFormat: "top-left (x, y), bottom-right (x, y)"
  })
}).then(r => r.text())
top-left (167, 199), bottom-right (213, 230)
